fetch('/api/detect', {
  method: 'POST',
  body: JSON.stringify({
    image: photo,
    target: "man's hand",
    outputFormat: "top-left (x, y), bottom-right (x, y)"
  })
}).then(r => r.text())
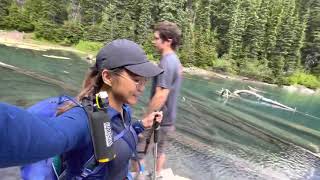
top-left (142, 111), bottom-right (163, 128)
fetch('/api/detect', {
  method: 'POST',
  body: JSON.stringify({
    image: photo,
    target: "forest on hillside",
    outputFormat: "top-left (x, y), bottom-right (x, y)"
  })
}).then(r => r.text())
top-left (0, 0), bottom-right (319, 88)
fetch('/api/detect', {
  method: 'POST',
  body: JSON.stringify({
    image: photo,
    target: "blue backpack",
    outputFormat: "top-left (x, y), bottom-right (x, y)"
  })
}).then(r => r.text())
top-left (20, 95), bottom-right (136, 180)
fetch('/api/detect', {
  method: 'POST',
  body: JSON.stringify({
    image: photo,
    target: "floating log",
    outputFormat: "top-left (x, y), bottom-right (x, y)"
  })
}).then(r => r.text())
top-left (42, 54), bottom-right (71, 60)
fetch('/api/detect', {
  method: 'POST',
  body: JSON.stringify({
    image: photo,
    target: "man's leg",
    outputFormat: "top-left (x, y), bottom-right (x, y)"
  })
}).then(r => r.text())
top-left (156, 125), bottom-right (175, 175)
top-left (156, 153), bottom-right (166, 173)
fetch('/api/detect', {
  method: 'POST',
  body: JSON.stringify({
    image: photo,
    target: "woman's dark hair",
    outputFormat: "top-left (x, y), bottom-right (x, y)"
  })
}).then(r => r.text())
top-left (154, 21), bottom-right (182, 50)
top-left (57, 66), bottom-right (123, 115)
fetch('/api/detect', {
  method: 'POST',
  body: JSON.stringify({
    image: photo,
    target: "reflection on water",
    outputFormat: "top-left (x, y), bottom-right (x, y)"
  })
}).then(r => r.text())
top-left (165, 75), bottom-right (320, 179)
top-left (0, 44), bottom-right (89, 88)
top-left (1, 45), bottom-right (320, 179)
top-left (0, 67), bottom-right (68, 106)
top-left (167, 136), bottom-right (320, 180)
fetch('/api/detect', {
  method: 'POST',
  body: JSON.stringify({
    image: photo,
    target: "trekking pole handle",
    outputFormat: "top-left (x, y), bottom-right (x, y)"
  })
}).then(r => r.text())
top-left (153, 114), bottom-right (160, 143)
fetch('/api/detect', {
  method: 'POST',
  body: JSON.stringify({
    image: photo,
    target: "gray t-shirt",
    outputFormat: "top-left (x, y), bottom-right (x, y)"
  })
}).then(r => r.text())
top-left (151, 52), bottom-right (183, 126)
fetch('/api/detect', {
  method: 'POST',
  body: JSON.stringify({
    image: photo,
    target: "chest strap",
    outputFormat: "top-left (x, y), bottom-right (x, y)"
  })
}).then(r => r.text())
top-left (78, 127), bottom-right (137, 179)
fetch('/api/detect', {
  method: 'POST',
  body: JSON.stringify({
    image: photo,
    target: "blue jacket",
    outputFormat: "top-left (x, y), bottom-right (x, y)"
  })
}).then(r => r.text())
top-left (0, 102), bottom-right (144, 179)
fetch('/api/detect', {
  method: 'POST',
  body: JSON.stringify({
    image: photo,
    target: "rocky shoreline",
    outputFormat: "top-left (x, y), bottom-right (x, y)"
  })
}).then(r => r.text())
top-left (1, 30), bottom-right (319, 95)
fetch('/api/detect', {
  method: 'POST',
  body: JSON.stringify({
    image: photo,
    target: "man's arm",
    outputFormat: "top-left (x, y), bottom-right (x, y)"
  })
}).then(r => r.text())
top-left (145, 86), bottom-right (170, 115)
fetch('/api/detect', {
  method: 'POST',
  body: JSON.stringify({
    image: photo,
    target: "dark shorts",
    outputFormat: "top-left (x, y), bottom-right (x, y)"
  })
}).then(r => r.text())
top-left (135, 125), bottom-right (175, 160)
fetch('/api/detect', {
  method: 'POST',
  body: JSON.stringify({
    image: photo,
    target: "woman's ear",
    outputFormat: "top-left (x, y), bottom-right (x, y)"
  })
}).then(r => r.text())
top-left (101, 69), bottom-right (112, 86)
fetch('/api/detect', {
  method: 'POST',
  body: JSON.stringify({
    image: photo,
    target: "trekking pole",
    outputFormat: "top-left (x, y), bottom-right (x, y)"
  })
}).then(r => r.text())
top-left (153, 116), bottom-right (160, 180)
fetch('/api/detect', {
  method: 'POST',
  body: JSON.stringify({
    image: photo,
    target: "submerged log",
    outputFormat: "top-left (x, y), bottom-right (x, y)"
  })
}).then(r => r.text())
top-left (233, 90), bottom-right (296, 112)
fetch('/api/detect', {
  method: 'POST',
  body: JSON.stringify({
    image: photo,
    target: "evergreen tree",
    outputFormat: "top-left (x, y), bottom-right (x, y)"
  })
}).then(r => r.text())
top-left (157, 0), bottom-right (187, 26)
top-left (243, 0), bottom-right (268, 60)
top-left (0, 0), bottom-right (12, 28)
top-left (24, 0), bottom-right (67, 24)
top-left (5, 2), bottom-right (20, 30)
top-left (211, 0), bottom-right (239, 57)
top-left (287, 11), bottom-right (308, 71)
top-left (79, 0), bottom-right (107, 26)
top-left (5, 2), bottom-right (33, 31)
top-left (83, 24), bottom-right (105, 42)
top-left (157, 0), bottom-right (178, 22)
top-left (273, 0), bottom-right (296, 72)
top-left (302, 0), bottom-right (320, 76)
top-left (100, 3), bottom-right (117, 42)
top-left (69, 0), bottom-right (81, 22)
top-left (135, 0), bottom-right (153, 44)
top-left (192, 0), bottom-right (217, 67)
top-left (227, 0), bottom-right (246, 60)
top-left (34, 20), bottom-right (63, 42)
top-left (263, 0), bottom-right (284, 76)
top-left (179, 7), bottom-right (196, 66)
top-left (194, 28), bottom-right (217, 68)
top-left (117, 13), bottom-right (135, 40)
top-left (61, 21), bottom-right (83, 45)
top-left (194, 0), bottom-right (211, 28)
top-left (100, 0), bottom-right (137, 41)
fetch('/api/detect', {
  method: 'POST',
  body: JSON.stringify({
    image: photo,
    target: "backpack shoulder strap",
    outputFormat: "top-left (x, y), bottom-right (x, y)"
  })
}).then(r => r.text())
top-left (62, 96), bottom-right (137, 179)
top-left (78, 127), bottom-right (130, 179)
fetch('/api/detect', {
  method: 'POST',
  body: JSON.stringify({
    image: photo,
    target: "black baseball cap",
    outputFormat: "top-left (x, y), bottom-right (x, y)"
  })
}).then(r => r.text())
top-left (95, 39), bottom-right (163, 77)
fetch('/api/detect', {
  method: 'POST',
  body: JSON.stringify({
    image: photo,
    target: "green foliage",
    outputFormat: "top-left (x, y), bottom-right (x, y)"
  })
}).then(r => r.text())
top-left (79, 0), bottom-right (107, 26)
top-left (302, 0), bottom-right (320, 74)
top-left (212, 55), bottom-right (237, 74)
top-left (100, 3), bottom-right (118, 43)
top-left (142, 33), bottom-right (159, 61)
top-left (75, 40), bottom-right (103, 53)
top-left (194, 0), bottom-right (211, 28)
top-left (194, 29), bottom-right (218, 68)
top-left (157, 0), bottom-right (187, 27)
top-left (269, 55), bottom-right (285, 78)
top-left (227, 0), bottom-right (246, 59)
top-left (311, 64), bottom-right (320, 77)
top-left (238, 59), bottom-right (273, 81)
top-left (100, 1), bottom-right (136, 42)
top-left (243, 0), bottom-right (267, 59)
top-left (178, 7), bottom-right (196, 66)
top-left (273, 0), bottom-right (300, 73)
top-left (116, 13), bottom-right (135, 40)
top-left (4, 2), bottom-right (34, 32)
top-left (83, 25), bottom-right (105, 42)
top-left (60, 22), bottom-right (84, 45)
top-left (135, 0), bottom-right (153, 44)
top-left (285, 71), bottom-right (320, 89)
top-left (179, 30), bottom-right (196, 66)
top-left (24, 0), bottom-right (67, 24)
top-left (263, 0), bottom-right (282, 59)
top-left (211, 0), bottom-right (239, 56)
top-left (0, 0), bottom-right (12, 28)
top-left (157, 0), bottom-right (178, 22)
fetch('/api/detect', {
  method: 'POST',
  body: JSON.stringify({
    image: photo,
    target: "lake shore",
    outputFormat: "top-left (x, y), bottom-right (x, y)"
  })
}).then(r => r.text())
top-left (183, 66), bottom-right (320, 95)
top-left (1, 30), bottom-right (319, 95)
top-left (0, 30), bottom-right (86, 54)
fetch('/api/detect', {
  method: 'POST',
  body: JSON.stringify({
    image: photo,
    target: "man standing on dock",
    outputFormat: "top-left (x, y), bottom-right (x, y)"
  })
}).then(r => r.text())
top-left (132, 21), bottom-right (183, 178)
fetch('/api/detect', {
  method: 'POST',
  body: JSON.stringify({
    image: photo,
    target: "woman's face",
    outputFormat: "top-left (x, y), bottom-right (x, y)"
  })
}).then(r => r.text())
top-left (111, 69), bottom-right (147, 105)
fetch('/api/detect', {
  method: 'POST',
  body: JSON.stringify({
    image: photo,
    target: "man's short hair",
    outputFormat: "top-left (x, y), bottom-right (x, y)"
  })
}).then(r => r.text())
top-left (154, 21), bottom-right (181, 50)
